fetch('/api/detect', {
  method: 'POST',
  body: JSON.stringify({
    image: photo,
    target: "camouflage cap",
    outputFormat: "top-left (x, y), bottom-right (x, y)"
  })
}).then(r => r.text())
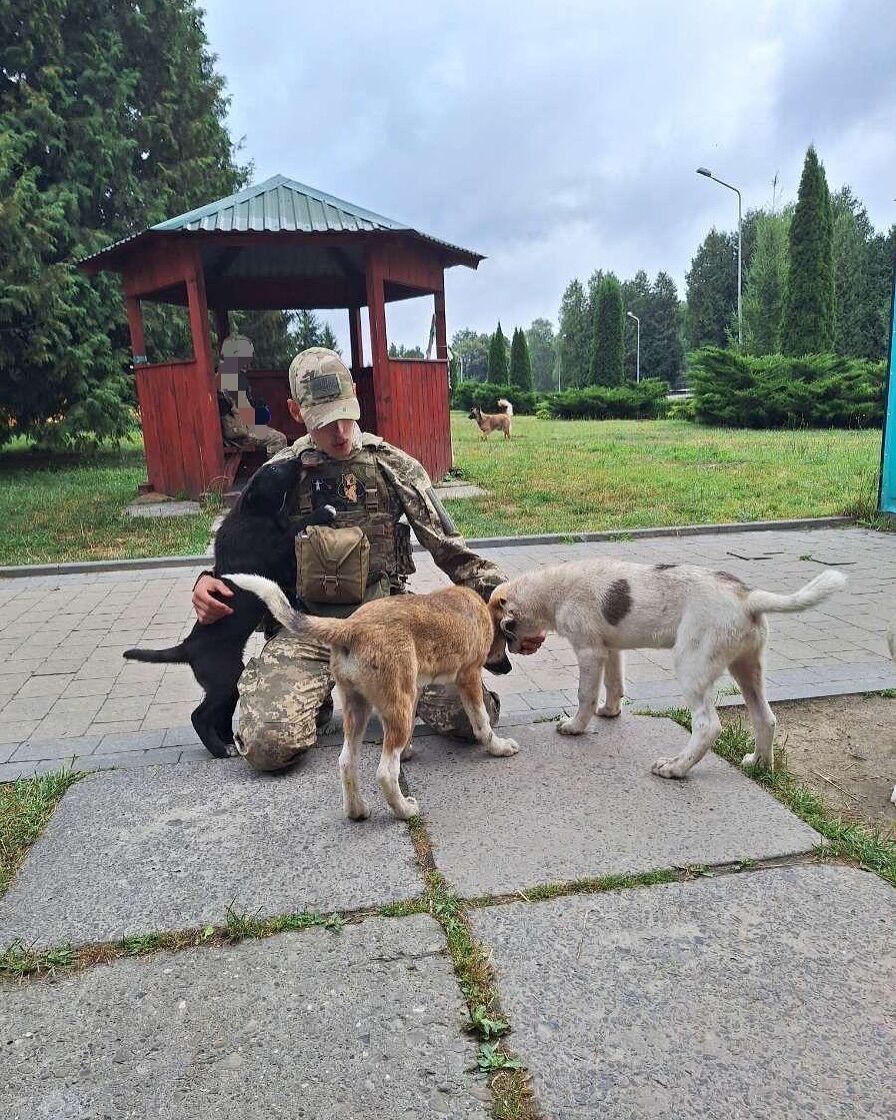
top-left (288, 347), bottom-right (361, 429)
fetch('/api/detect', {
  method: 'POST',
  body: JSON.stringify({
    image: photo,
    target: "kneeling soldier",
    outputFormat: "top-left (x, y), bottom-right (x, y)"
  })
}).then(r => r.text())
top-left (192, 347), bottom-right (543, 770)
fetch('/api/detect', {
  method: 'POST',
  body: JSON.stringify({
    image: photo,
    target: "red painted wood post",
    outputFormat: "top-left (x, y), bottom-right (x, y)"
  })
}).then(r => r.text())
top-left (213, 308), bottom-right (230, 351)
top-left (349, 306), bottom-right (364, 371)
top-left (185, 252), bottom-right (226, 496)
top-left (433, 285), bottom-right (448, 360)
top-left (365, 245), bottom-right (396, 444)
top-left (124, 297), bottom-right (147, 364)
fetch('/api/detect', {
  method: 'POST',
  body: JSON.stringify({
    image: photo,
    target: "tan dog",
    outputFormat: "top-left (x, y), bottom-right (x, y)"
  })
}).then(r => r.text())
top-left (468, 399), bottom-right (513, 440)
top-left (225, 575), bottom-right (517, 820)
top-left (489, 560), bottom-right (846, 780)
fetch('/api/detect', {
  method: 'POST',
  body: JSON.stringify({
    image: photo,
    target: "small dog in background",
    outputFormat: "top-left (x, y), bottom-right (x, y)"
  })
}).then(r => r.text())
top-left (469, 399), bottom-right (513, 440)
top-left (123, 458), bottom-right (335, 759)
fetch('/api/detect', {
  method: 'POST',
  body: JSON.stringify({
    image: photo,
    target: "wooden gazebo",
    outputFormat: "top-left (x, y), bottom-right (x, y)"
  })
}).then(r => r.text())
top-left (80, 175), bottom-right (483, 497)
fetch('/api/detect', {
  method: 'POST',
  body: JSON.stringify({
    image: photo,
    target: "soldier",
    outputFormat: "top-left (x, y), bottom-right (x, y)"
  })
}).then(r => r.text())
top-left (217, 333), bottom-right (288, 458)
top-left (192, 347), bottom-right (544, 771)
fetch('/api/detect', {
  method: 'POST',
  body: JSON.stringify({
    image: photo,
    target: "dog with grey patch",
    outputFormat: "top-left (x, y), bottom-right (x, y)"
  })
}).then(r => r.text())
top-left (488, 560), bottom-right (847, 779)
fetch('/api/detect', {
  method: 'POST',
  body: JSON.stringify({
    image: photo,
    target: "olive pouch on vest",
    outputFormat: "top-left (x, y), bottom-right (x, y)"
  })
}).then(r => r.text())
top-left (296, 525), bottom-right (369, 606)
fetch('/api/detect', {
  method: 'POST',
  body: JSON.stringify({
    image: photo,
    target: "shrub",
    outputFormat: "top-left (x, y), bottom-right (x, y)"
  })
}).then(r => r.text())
top-left (540, 379), bottom-right (669, 420)
top-left (688, 348), bottom-right (884, 428)
top-left (450, 382), bottom-right (539, 415)
top-left (667, 396), bottom-right (696, 422)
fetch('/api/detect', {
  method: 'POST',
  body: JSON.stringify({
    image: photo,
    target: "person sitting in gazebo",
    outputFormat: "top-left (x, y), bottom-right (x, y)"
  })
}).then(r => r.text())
top-left (217, 333), bottom-right (287, 458)
top-left (192, 346), bottom-right (546, 771)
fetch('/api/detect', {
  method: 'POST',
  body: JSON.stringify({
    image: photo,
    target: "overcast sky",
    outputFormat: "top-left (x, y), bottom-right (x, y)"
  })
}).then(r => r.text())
top-left (202, 0), bottom-right (896, 351)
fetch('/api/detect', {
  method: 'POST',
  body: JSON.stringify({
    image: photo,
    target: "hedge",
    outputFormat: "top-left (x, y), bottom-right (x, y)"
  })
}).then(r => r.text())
top-left (688, 348), bottom-right (884, 428)
top-left (539, 379), bottom-right (669, 420)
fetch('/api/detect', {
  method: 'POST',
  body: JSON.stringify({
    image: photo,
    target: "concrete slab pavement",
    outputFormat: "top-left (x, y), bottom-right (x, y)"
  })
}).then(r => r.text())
top-left (1, 915), bottom-right (490, 1120)
top-left (471, 865), bottom-right (896, 1120)
top-left (0, 749), bottom-right (422, 948)
top-left (403, 717), bottom-right (820, 897)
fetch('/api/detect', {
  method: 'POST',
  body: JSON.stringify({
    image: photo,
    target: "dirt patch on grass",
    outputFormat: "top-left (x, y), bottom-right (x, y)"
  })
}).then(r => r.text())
top-left (723, 693), bottom-right (896, 835)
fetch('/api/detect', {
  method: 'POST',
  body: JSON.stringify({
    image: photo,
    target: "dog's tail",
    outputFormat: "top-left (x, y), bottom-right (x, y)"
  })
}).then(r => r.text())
top-left (123, 643), bottom-right (188, 663)
top-left (497, 398), bottom-right (514, 417)
top-left (221, 573), bottom-right (350, 646)
top-left (745, 569), bottom-right (847, 615)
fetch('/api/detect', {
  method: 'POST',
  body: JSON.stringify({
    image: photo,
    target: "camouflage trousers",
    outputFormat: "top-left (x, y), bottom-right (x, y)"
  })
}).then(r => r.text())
top-left (235, 630), bottom-right (501, 771)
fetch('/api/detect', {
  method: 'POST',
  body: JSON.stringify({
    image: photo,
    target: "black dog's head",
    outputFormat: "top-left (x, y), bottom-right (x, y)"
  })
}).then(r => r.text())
top-left (239, 458), bottom-right (303, 518)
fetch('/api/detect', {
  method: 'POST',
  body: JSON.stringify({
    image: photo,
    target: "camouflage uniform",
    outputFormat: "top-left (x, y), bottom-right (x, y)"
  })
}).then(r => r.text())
top-left (235, 431), bottom-right (507, 771)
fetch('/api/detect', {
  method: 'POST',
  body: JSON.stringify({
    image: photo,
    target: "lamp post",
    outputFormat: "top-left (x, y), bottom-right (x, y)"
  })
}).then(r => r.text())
top-left (696, 166), bottom-right (742, 348)
top-left (626, 311), bottom-right (640, 383)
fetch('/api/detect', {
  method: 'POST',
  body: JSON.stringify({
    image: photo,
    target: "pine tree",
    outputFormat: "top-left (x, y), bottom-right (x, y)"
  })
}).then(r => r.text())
top-left (487, 322), bottom-right (508, 383)
top-left (742, 211), bottom-right (790, 355)
top-left (509, 328), bottom-right (532, 390)
top-left (685, 229), bottom-right (738, 349)
top-left (591, 275), bottom-right (624, 386)
top-left (648, 272), bottom-right (685, 384)
top-left (0, 0), bottom-right (250, 446)
top-left (294, 310), bottom-right (324, 350)
top-left (526, 318), bottom-right (556, 391)
top-left (781, 146), bottom-right (835, 355)
top-left (319, 323), bottom-right (341, 355)
top-left (557, 279), bottom-right (590, 387)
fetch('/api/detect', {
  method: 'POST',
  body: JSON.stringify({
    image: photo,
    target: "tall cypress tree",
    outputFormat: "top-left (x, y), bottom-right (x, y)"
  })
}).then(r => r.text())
top-left (591, 275), bottom-right (625, 385)
top-left (487, 322), bottom-right (508, 383)
top-left (0, 0), bottom-right (249, 446)
top-left (509, 328), bottom-right (532, 390)
top-left (781, 146), bottom-right (835, 355)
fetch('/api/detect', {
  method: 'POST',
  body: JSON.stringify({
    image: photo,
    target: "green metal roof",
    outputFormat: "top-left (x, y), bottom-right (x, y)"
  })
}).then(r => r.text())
top-left (79, 174), bottom-right (483, 269)
top-left (152, 174), bottom-right (408, 235)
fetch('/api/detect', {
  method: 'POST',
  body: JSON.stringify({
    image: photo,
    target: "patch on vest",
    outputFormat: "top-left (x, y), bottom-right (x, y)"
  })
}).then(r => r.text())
top-left (310, 473), bottom-right (362, 510)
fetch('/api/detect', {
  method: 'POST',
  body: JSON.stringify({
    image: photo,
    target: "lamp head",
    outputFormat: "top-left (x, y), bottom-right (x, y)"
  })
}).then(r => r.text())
top-left (696, 167), bottom-right (712, 177)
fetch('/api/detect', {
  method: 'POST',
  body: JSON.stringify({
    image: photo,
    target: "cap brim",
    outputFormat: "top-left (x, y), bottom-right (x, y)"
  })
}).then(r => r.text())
top-left (304, 398), bottom-right (361, 430)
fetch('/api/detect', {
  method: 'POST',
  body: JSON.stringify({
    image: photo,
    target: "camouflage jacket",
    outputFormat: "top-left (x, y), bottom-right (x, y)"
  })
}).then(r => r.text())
top-left (270, 432), bottom-right (505, 601)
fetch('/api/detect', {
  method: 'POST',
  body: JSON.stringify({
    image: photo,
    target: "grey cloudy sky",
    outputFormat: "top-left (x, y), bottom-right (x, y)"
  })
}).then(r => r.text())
top-left (202, 0), bottom-right (896, 350)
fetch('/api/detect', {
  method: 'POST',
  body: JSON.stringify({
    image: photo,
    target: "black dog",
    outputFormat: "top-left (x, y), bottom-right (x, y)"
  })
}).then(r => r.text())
top-left (123, 458), bottom-right (335, 758)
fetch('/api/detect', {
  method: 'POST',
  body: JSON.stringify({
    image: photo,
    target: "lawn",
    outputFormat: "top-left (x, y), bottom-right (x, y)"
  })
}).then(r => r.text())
top-left (0, 436), bottom-right (217, 566)
top-left (0, 418), bottom-right (885, 565)
top-left (448, 414), bottom-right (883, 538)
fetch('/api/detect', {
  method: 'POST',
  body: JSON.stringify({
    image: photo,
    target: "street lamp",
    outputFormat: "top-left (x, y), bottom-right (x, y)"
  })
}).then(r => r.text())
top-left (626, 311), bottom-right (640, 383)
top-left (696, 166), bottom-right (742, 347)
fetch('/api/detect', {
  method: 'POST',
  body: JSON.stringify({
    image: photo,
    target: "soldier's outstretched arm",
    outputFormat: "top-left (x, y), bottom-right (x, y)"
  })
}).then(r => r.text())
top-left (375, 445), bottom-right (505, 601)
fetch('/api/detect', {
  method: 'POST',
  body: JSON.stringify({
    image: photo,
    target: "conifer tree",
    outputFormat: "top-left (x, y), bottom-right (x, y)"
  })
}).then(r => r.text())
top-left (487, 322), bottom-right (509, 383)
top-left (591, 275), bottom-right (625, 385)
top-left (781, 146), bottom-right (835, 355)
top-left (509, 327), bottom-right (532, 390)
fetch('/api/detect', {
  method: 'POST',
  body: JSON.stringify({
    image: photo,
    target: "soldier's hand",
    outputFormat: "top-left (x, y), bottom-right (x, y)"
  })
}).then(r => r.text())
top-left (193, 575), bottom-right (234, 624)
top-left (517, 631), bottom-right (547, 655)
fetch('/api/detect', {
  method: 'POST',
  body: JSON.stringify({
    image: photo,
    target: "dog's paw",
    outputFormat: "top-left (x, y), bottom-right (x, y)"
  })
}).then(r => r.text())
top-left (487, 735), bottom-right (519, 757)
top-left (597, 703), bottom-right (622, 719)
top-left (401, 743), bottom-right (416, 761)
top-left (346, 797), bottom-right (371, 821)
top-left (651, 756), bottom-right (688, 779)
top-left (557, 718), bottom-right (586, 736)
top-left (740, 751), bottom-right (760, 769)
top-left (392, 796), bottom-right (420, 821)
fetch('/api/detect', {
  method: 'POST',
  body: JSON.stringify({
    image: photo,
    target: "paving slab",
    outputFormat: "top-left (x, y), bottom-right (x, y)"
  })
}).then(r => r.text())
top-left (471, 865), bottom-right (896, 1119)
top-left (403, 716), bottom-right (820, 896)
top-left (0, 749), bottom-right (422, 948)
top-left (2, 914), bottom-right (490, 1120)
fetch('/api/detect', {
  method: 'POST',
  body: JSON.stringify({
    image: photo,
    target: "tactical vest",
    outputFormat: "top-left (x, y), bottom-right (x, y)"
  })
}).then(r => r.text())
top-left (288, 443), bottom-right (414, 615)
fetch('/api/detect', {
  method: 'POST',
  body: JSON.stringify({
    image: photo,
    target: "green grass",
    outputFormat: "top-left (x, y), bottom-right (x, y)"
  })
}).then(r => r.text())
top-left (449, 414), bottom-right (882, 538)
top-left (0, 435), bottom-right (217, 565)
top-left (0, 418), bottom-right (886, 563)
top-left (1, 768), bottom-right (84, 897)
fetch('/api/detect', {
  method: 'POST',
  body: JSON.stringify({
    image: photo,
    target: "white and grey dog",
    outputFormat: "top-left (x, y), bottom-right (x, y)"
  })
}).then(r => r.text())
top-left (489, 560), bottom-right (847, 780)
